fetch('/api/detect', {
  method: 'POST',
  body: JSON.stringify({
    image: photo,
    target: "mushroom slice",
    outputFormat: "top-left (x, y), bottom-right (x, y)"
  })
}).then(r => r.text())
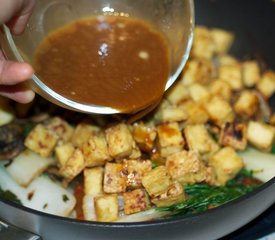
top-left (0, 123), bottom-right (25, 160)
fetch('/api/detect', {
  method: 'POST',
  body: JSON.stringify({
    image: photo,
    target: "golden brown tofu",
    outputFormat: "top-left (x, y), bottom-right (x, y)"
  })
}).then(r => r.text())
top-left (188, 83), bottom-right (210, 102)
top-left (234, 90), bottom-right (259, 118)
top-left (191, 26), bottom-right (215, 59)
top-left (128, 141), bottom-right (142, 160)
top-left (151, 181), bottom-right (185, 207)
top-left (242, 61), bottom-right (261, 87)
top-left (209, 79), bottom-right (232, 102)
top-left (209, 147), bottom-right (244, 186)
top-left (103, 162), bottom-right (127, 193)
top-left (123, 189), bottom-right (150, 215)
top-left (181, 59), bottom-right (215, 86)
top-left (184, 124), bottom-right (219, 156)
top-left (157, 122), bottom-right (184, 157)
top-left (46, 117), bottom-right (74, 143)
top-left (166, 150), bottom-right (208, 185)
top-left (84, 167), bottom-right (104, 196)
top-left (25, 124), bottom-right (58, 157)
top-left (219, 123), bottom-right (247, 150)
top-left (71, 122), bottom-right (101, 147)
top-left (142, 166), bottom-right (172, 197)
top-left (211, 28), bottom-right (234, 54)
top-left (218, 54), bottom-right (239, 66)
top-left (247, 121), bottom-right (275, 151)
top-left (55, 143), bottom-right (75, 168)
top-left (219, 64), bottom-right (243, 90)
top-left (158, 105), bottom-right (188, 123)
top-left (180, 100), bottom-right (209, 125)
top-left (105, 123), bottom-right (134, 159)
top-left (165, 81), bottom-right (190, 105)
top-left (256, 70), bottom-right (275, 98)
top-left (94, 194), bottom-right (118, 222)
top-left (204, 96), bottom-right (234, 126)
top-left (132, 123), bottom-right (157, 152)
top-left (123, 159), bottom-right (152, 189)
top-left (82, 134), bottom-right (112, 167)
top-left (157, 122), bottom-right (184, 148)
top-left (59, 148), bottom-right (85, 181)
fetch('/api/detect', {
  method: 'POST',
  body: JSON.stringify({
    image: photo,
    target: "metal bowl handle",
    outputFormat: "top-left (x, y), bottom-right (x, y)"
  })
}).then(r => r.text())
top-left (0, 219), bottom-right (42, 240)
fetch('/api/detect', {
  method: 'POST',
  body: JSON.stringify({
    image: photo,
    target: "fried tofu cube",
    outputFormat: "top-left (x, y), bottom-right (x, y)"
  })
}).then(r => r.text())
top-left (204, 96), bottom-right (234, 126)
top-left (103, 163), bottom-right (127, 193)
top-left (82, 195), bottom-right (96, 221)
top-left (211, 28), bottom-right (234, 54)
top-left (247, 121), bottom-right (275, 151)
top-left (84, 167), bottom-right (104, 196)
top-left (55, 143), bottom-right (75, 168)
top-left (142, 166), bottom-right (172, 197)
top-left (157, 122), bottom-right (184, 157)
top-left (25, 124), bottom-right (58, 157)
top-left (71, 123), bottom-right (101, 147)
top-left (94, 194), bottom-right (118, 222)
top-left (184, 124), bottom-right (219, 156)
top-left (219, 123), bottom-right (247, 150)
top-left (166, 150), bottom-right (208, 185)
top-left (218, 55), bottom-right (239, 66)
top-left (128, 141), bottom-right (142, 159)
top-left (46, 117), bottom-right (74, 143)
top-left (234, 90), bottom-right (259, 118)
top-left (209, 147), bottom-right (244, 186)
top-left (123, 189), bottom-right (150, 215)
top-left (59, 148), bottom-right (85, 181)
top-left (158, 105), bottom-right (188, 123)
top-left (243, 61), bottom-right (261, 87)
top-left (105, 123), bottom-right (134, 159)
top-left (132, 123), bottom-right (157, 152)
top-left (82, 134), bottom-right (112, 167)
top-left (180, 101), bottom-right (209, 125)
top-left (123, 160), bottom-right (152, 189)
top-left (191, 26), bottom-right (215, 59)
top-left (257, 70), bottom-right (275, 98)
top-left (181, 59), bottom-right (214, 86)
top-left (219, 64), bottom-right (243, 90)
top-left (209, 79), bottom-right (232, 102)
top-left (151, 181), bottom-right (185, 207)
top-left (165, 81), bottom-right (190, 105)
top-left (188, 83), bottom-right (210, 102)
top-left (157, 122), bottom-right (184, 148)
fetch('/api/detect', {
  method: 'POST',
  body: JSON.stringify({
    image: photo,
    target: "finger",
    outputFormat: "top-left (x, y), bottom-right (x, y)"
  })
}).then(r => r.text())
top-left (0, 60), bottom-right (34, 85)
top-left (0, 83), bottom-right (35, 103)
top-left (7, 0), bottom-right (36, 35)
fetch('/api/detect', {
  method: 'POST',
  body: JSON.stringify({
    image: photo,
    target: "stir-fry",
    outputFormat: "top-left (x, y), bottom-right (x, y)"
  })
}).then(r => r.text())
top-left (1, 26), bottom-right (275, 222)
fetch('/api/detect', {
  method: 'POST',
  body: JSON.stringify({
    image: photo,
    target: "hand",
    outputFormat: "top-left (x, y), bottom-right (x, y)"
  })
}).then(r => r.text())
top-left (0, 0), bottom-right (36, 103)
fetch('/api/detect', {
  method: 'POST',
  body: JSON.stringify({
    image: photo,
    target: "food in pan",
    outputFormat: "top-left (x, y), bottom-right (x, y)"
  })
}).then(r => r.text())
top-left (1, 25), bottom-right (275, 222)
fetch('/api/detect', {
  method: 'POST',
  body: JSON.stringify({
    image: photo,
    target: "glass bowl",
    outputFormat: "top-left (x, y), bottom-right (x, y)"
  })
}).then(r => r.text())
top-left (0, 0), bottom-right (194, 114)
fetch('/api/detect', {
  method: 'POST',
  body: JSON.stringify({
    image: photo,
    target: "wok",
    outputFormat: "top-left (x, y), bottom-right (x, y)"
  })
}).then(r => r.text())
top-left (0, 0), bottom-right (275, 239)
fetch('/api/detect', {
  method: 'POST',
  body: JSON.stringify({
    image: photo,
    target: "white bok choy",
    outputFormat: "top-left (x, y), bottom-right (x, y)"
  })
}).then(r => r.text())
top-left (0, 165), bottom-right (76, 217)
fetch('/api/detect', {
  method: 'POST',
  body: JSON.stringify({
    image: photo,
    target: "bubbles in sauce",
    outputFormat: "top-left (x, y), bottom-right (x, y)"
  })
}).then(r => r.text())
top-left (34, 16), bottom-right (170, 113)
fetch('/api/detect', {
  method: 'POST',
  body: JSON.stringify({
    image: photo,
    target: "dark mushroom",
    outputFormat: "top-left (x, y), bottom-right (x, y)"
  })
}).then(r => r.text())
top-left (0, 124), bottom-right (25, 160)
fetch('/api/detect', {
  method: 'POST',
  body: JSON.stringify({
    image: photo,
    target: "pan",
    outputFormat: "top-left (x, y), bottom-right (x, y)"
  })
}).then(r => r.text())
top-left (0, 0), bottom-right (274, 239)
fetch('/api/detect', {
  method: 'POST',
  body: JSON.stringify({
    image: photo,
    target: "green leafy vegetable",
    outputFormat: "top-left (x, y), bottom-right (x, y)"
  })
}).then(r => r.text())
top-left (157, 171), bottom-right (260, 218)
top-left (0, 186), bottom-right (22, 205)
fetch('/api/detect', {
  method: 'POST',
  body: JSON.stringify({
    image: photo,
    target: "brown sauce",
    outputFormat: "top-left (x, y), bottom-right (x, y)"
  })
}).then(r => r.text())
top-left (34, 16), bottom-right (170, 113)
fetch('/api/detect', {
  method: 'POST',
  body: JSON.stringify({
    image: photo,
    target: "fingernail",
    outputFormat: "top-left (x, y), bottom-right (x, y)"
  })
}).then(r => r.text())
top-left (24, 90), bottom-right (35, 102)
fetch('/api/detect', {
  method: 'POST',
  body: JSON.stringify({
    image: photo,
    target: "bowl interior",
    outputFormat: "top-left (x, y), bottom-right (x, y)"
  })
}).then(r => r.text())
top-left (1, 0), bottom-right (194, 114)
